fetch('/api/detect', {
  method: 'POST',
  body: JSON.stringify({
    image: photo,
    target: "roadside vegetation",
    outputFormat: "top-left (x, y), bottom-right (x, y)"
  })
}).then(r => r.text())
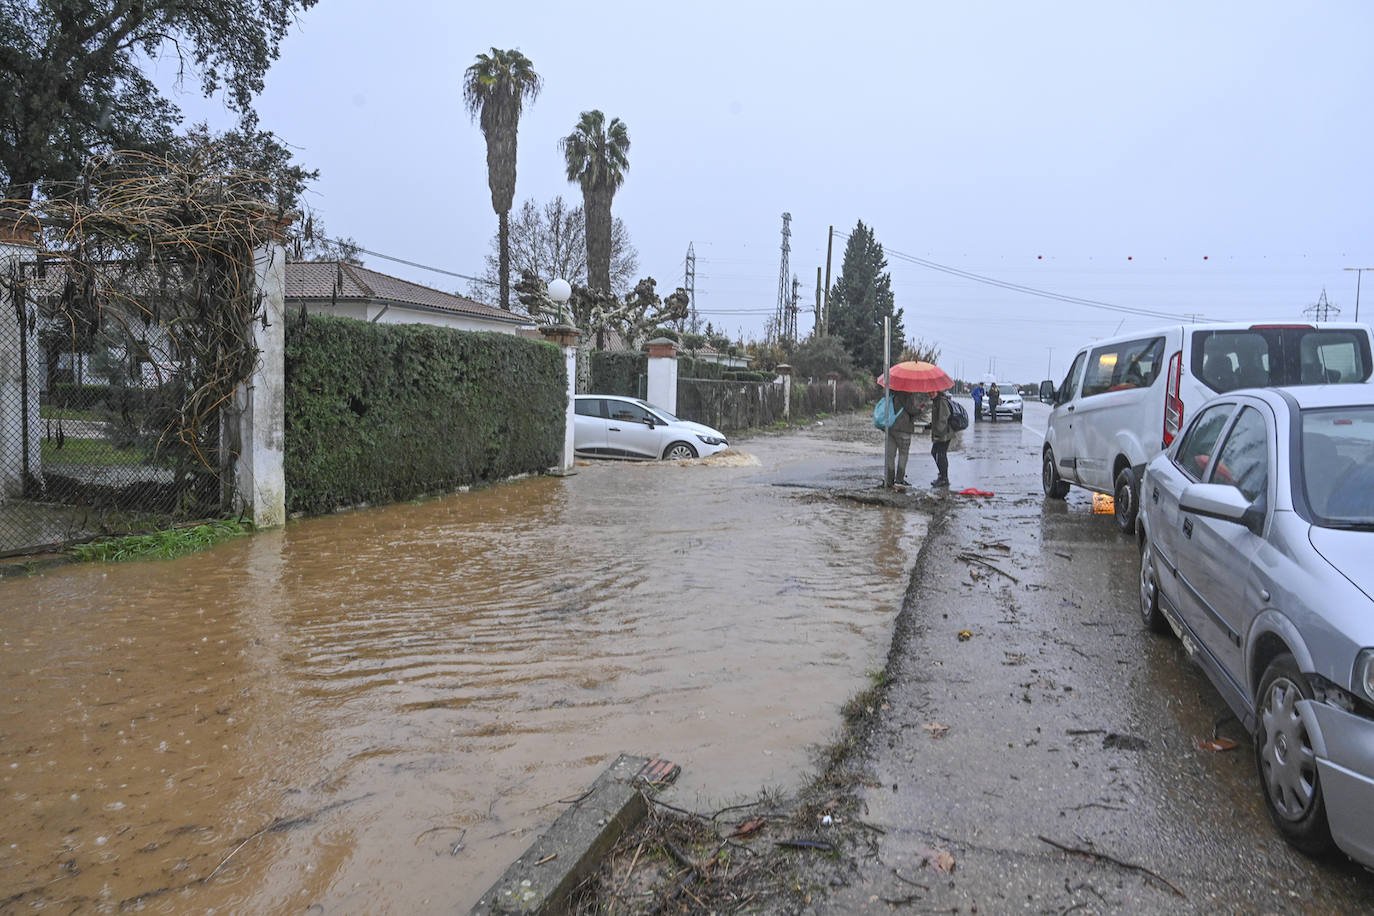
top-left (69, 519), bottom-right (252, 563)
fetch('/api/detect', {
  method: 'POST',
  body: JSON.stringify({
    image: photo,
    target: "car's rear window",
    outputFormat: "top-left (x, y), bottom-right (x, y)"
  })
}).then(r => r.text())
top-left (1192, 327), bottom-right (1372, 393)
top-left (1301, 406), bottom-right (1374, 526)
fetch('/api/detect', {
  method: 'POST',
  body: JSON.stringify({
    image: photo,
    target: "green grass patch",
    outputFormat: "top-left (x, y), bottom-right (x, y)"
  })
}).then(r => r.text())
top-left (70, 519), bottom-right (253, 563)
top-left (42, 438), bottom-right (149, 466)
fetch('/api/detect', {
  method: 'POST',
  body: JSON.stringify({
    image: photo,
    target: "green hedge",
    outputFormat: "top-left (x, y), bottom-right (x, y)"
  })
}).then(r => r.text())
top-left (678, 357), bottom-right (724, 380)
top-left (590, 350), bottom-right (645, 396)
top-left (50, 382), bottom-right (111, 409)
top-left (285, 314), bottom-right (565, 515)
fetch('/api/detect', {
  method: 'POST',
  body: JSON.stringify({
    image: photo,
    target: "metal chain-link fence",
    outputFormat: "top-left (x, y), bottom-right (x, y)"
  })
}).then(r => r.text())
top-left (0, 256), bottom-right (231, 557)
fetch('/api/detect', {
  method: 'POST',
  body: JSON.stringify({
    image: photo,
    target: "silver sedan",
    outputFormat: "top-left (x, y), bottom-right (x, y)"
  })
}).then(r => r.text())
top-left (1138, 385), bottom-right (1374, 867)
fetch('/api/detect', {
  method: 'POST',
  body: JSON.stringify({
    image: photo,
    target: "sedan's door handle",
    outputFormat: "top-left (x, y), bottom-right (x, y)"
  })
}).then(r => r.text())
top-left (608, 426), bottom-right (621, 432)
top-left (1183, 517), bottom-right (1194, 539)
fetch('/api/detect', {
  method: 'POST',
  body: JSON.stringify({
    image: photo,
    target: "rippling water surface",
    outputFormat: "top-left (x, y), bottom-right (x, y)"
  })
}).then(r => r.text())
top-left (0, 417), bottom-right (926, 912)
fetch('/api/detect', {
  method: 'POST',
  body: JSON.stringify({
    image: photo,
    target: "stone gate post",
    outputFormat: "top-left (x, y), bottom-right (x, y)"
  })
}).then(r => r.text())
top-left (645, 337), bottom-right (679, 414)
top-left (233, 239), bottom-right (286, 527)
top-left (540, 324), bottom-right (580, 474)
top-left (826, 371), bottom-right (840, 412)
top-left (0, 210), bottom-right (41, 499)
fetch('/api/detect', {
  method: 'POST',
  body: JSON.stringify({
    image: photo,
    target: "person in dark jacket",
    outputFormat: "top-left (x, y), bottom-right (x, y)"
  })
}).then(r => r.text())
top-left (986, 382), bottom-right (1001, 422)
top-left (927, 387), bottom-right (954, 487)
top-left (883, 389), bottom-right (917, 488)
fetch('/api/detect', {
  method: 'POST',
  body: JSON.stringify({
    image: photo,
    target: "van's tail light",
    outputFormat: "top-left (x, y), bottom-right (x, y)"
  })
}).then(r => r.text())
top-left (1163, 350), bottom-right (1184, 447)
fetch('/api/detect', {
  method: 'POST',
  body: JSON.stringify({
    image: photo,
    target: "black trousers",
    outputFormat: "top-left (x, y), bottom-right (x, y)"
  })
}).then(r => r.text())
top-left (931, 439), bottom-right (949, 480)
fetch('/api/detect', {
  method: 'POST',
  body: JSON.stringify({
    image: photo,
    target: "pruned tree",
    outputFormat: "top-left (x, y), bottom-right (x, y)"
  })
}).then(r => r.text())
top-left (517, 272), bottom-right (688, 349)
top-left (0, 0), bottom-right (319, 202)
top-left (462, 47), bottom-right (541, 310)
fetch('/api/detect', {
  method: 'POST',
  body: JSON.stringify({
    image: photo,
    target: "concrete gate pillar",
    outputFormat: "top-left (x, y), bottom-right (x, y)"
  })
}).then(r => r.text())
top-left (233, 239), bottom-right (287, 527)
top-left (540, 324), bottom-right (580, 474)
top-left (826, 371), bottom-right (840, 412)
top-left (0, 210), bottom-right (42, 499)
top-left (776, 363), bottom-right (793, 421)
top-left (645, 337), bottom-right (679, 415)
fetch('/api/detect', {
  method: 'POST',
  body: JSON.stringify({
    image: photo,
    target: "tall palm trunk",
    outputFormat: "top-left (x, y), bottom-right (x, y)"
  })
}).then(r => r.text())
top-left (498, 210), bottom-right (510, 312)
top-left (584, 188), bottom-right (613, 294)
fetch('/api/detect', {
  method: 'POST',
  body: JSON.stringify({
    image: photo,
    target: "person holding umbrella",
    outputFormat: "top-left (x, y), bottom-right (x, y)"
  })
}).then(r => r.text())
top-left (927, 384), bottom-right (954, 487)
top-left (878, 361), bottom-right (955, 489)
top-left (883, 388), bottom-right (917, 488)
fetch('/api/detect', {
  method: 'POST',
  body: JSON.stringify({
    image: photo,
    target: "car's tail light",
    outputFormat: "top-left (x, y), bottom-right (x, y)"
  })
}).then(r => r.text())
top-left (1163, 350), bottom-right (1183, 447)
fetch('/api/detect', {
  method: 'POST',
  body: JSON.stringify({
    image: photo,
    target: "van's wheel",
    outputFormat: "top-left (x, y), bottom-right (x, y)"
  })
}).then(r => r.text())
top-left (1254, 654), bottom-right (1334, 857)
top-left (1114, 466), bottom-right (1139, 534)
top-left (1043, 447), bottom-right (1069, 499)
top-left (663, 441), bottom-right (698, 460)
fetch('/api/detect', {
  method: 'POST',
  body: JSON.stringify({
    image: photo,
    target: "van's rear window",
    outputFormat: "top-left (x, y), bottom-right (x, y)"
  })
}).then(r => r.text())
top-left (1192, 328), bottom-right (1372, 393)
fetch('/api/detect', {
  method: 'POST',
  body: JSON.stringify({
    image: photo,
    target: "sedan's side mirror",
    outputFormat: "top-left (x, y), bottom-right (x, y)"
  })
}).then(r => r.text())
top-left (1039, 379), bottom-right (1057, 404)
top-left (1179, 483), bottom-right (1265, 536)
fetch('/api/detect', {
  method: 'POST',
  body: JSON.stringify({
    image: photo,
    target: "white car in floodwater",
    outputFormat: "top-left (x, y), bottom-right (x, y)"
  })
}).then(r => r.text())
top-left (573, 395), bottom-right (730, 460)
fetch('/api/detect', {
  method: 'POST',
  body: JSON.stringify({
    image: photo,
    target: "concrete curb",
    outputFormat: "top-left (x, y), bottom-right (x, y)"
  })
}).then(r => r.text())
top-left (469, 754), bottom-right (651, 915)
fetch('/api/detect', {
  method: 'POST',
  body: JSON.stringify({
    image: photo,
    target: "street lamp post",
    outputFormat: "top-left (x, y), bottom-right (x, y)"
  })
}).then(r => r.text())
top-left (1343, 268), bottom-right (1373, 322)
top-left (547, 277), bottom-right (572, 325)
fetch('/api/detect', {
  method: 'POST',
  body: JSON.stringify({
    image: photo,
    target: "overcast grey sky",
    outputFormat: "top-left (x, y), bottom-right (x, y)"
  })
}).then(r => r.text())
top-left (161, 0), bottom-right (1374, 383)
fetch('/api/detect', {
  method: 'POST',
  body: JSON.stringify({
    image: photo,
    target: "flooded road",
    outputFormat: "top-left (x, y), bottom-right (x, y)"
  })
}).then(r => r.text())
top-left (0, 413), bottom-right (924, 912)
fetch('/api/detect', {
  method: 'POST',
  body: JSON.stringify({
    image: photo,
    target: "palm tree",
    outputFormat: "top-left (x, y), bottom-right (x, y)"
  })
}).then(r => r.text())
top-left (462, 48), bottom-right (541, 310)
top-left (560, 111), bottom-right (630, 294)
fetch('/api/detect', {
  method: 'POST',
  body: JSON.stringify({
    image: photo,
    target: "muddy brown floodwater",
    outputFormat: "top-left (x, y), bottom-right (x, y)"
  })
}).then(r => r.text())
top-left (0, 415), bottom-right (923, 913)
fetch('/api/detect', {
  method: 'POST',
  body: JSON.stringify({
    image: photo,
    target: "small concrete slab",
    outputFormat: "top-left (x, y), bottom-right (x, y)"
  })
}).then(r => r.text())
top-left (469, 753), bottom-right (653, 915)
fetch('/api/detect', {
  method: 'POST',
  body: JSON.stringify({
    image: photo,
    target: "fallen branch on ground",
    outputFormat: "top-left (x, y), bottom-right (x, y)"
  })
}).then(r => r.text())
top-left (1038, 835), bottom-right (1185, 898)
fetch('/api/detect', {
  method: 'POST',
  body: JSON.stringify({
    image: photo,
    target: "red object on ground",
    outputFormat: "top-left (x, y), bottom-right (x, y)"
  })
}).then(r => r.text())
top-left (878, 361), bottom-right (954, 393)
top-left (958, 488), bottom-right (994, 497)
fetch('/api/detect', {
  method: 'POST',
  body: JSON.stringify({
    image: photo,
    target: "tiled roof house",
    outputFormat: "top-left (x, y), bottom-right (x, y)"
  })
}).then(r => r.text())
top-left (286, 261), bottom-right (527, 334)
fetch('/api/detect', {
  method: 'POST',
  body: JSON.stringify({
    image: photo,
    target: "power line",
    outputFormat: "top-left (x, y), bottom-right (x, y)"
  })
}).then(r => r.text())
top-left (833, 231), bottom-right (1202, 322)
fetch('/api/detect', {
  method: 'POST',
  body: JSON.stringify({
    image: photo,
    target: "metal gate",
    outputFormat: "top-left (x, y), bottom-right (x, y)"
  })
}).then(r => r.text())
top-left (0, 256), bottom-right (231, 558)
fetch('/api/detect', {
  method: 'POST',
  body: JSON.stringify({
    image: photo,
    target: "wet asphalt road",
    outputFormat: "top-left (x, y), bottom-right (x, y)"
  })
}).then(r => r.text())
top-left (822, 404), bottom-right (1374, 914)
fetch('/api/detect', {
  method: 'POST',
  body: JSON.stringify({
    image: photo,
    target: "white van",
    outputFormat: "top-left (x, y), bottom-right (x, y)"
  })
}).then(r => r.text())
top-left (1040, 321), bottom-right (1373, 532)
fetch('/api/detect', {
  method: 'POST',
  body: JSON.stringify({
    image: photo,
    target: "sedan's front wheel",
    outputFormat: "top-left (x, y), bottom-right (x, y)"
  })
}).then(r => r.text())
top-left (1138, 536), bottom-right (1170, 634)
top-left (1255, 654), bottom-right (1334, 857)
top-left (663, 441), bottom-right (698, 460)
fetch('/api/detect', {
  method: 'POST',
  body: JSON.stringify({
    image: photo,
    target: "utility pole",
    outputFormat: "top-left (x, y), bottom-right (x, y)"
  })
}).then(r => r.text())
top-left (1046, 347), bottom-right (1054, 379)
top-left (1344, 267), bottom-right (1373, 322)
top-left (822, 225), bottom-right (834, 336)
top-left (684, 242), bottom-right (697, 333)
top-left (774, 213), bottom-right (792, 346)
top-left (814, 267), bottom-right (823, 335)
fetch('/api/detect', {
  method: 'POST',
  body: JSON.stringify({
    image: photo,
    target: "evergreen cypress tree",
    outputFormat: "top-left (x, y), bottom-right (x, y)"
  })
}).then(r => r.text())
top-left (828, 221), bottom-right (905, 374)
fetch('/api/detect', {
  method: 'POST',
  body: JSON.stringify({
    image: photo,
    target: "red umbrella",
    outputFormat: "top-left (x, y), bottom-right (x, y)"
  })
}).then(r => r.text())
top-left (878, 361), bottom-right (953, 393)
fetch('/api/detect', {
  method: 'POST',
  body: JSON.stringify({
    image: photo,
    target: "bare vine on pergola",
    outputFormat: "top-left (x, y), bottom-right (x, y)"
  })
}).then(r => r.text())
top-left (1, 148), bottom-right (291, 475)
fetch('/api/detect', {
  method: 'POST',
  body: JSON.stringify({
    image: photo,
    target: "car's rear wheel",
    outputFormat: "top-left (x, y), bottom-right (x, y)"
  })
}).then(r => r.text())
top-left (1138, 535), bottom-right (1169, 634)
top-left (1043, 447), bottom-right (1069, 499)
top-left (1114, 466), bottom-right (1139, 534)
top-left (1254, 654), bottom-right (1334, 857)
top-left (663, 441), bottom-right (698, 460)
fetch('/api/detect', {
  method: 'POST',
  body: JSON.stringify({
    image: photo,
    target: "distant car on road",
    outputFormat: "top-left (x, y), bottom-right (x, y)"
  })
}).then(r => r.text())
top-left (1138, 384), bottom-right (1374, 868)
top-left (980, 383), bottom-right (1023, 421)
top-left (574, 395), bottom-right (729, 461)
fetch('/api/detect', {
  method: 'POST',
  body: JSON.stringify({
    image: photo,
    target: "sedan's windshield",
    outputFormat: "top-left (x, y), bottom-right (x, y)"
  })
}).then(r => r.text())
top-left (1301, 406), bottom-right (1374, 526)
